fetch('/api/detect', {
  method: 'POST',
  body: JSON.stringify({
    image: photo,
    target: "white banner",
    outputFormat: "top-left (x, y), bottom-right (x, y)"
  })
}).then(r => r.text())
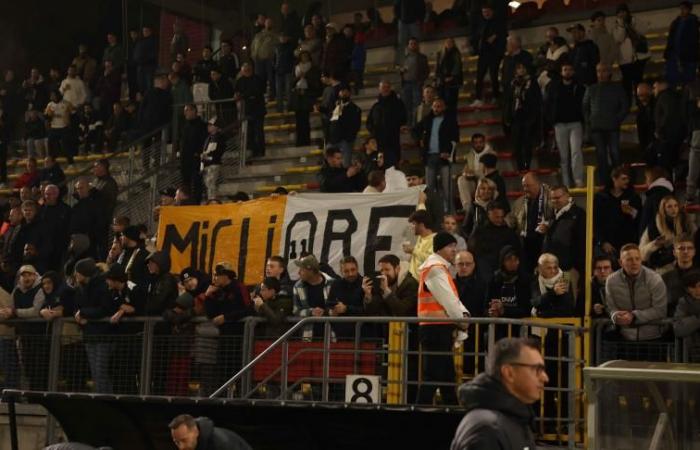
top-left (281, 190), bottom-right (420, 279)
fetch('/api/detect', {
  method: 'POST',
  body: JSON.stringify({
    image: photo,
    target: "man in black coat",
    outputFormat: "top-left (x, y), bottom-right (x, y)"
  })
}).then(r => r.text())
top-left (567, 24), bottom-right (600, 86)
top-left (635, 82), bottom-right (656, 161)
top-left (180, 104), bottom-right (208, 190)
top-left (39, 184), bottom-right (71, 271)
top-left (137, 73), bottom-right (173, 169)
top-left (652, 79), bottom-right (685, 173)
top-left (664, 1), bottom-right (700, 86)
top-left (412, 97), bottom-right (459, 213)
top-left (16, 200), bottom-right (52, 273)
top-left (329, 85), bottom-right (362, 168)
top-left (318, 147), bottom-right (363, 193)
top-left (473, 4), bottom-right (507, 103)
top-left (133, 26), bottom-right (158, 95)
top-left (450, 337), bottom-right (546, 450)
top-left (542, 185), bottom-right (586, 276)
top-left (73, 257), bottom-right (118, 393)
top-left (208, 67), bottom-right (236, 126)
top-left (454, 250), bottom-right (486, 318)
top-left (366, 80), bottom-right (407, 169)
top-left (69, 178), bottom-right (106, 258)
top-left (593, 166), bottom-right (642, 255)
top-left (234, 63), bottom-right (266, 157)
top-left (169, 414), bottom-right (252, 450)
top-left (468, 203), bottom-right (521, 277)
top-left (144, 251), bottom-right (178, 316)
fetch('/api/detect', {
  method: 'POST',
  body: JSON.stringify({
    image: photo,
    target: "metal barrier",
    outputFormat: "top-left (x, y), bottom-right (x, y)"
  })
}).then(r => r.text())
top-left (592, 319), bottom-right (681, 366)
top-left (213, 316), bottom-right (587, 448)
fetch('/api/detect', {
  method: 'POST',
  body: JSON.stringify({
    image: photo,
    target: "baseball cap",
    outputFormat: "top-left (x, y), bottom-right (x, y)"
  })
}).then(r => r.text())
top-left (294, 254), bottom-right (320, 271)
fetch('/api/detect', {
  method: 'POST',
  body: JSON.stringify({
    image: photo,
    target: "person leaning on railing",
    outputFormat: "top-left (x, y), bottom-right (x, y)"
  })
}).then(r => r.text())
top-left (672, 269), bottom-right (700, 343)
top-left (605, 243), bottom-right (668, 342)
top-left (251, 277), bottom-right (292, 338)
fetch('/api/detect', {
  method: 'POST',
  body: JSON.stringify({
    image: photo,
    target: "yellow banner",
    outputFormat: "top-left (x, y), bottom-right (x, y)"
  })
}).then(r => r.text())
top-left (157, 197), bottom-right (287, 284)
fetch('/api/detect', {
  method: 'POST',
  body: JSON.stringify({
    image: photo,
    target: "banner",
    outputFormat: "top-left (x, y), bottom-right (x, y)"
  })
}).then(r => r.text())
top-left (281, 191), bottom-right (419, 280)
top-left (157, 190), bottom-right (419, 284)
top-left (158, 197), bottom-right (286, 283)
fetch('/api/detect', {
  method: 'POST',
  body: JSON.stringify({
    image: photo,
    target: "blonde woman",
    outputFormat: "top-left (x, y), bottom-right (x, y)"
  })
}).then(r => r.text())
top-left (639, 195), bottom-right (696, 271)
top-left (462, 177), bottom-right (501, 237)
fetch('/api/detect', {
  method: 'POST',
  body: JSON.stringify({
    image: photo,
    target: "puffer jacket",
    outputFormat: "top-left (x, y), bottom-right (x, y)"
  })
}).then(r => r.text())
top-left (144, 251), bottom-right (177, 316)
top-left (605, 266), bottom-right (668, 341)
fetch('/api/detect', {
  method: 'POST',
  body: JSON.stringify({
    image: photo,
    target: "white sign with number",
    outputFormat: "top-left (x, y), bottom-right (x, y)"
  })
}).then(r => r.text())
top-left (345, 375), bottom-right (381, 404)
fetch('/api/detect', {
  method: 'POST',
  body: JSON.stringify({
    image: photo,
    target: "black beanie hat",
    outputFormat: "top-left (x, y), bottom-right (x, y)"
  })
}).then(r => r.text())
top-left (74, 258), bottom-right (98, 278)
top-left (433, 231), bottom-right (458, 252)
top-left (122, 225), bottom-right (142, 242)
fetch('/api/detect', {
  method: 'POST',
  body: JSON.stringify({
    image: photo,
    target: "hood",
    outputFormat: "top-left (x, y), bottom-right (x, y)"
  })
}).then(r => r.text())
top-left (419, 253), bottom-right (449, 272)
top-left (499, 245), bottom-right (519, 267)
top-left (648, 177), bottom-right (674, 193)
top-left (145, 251), bottom-right (171, 274)
top-left (70, 234), bottom-right (91, 256)
top-left (195, 416), bottom-right (214, 447)
top-left (459, 373), bottom-right (534, 424)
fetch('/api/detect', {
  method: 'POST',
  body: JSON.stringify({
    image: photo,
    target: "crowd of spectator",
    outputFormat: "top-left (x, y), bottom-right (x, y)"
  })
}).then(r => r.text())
top-left (1, 0), bottom-right (700, 408)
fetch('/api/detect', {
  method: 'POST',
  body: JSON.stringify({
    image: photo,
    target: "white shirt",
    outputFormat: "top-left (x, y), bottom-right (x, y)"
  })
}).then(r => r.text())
top-left (419, 253), bottom-right (469, 320)
top-left (59, 76), bottom-right (88, 107)
top-left (46, 101), bottom-right (70, 129)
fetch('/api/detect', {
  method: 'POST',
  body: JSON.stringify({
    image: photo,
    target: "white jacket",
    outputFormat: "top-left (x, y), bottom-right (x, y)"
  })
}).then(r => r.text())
top-left (419, 253), bottom-right (469, 320)
top-left (60, 76), bottom-right (88, 107)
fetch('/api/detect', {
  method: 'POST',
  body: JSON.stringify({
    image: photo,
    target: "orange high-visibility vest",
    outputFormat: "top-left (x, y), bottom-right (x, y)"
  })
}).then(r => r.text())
top-left (417, 263), bottom-right (460, 326)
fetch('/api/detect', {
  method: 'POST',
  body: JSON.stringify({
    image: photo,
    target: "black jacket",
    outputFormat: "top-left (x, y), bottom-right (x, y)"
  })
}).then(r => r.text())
top-left (318, 162), bottom-right (363, 193)
top-left (145, 251), bottom-right (178, 316)
top-left (70, 191), bottom-right (107, 258)
top-left (181, 117), bottom-right (208, 171)
top-left (531, 278), bottom-right (576, 318)
top-left (138, 87), bottom-right (172, 132)
top-left (234, 75), bottom-right (267, 116)
top-left (570, 39), bottom-right (600, 85)
top-left (436, 47), bottom-right (464, 87)
top-left (194, 417), bottom-right (252, 450)
top-left (543, 204), bottom-right (586, 272)
top-left (273, 41), bottom-right (297, 75)
top-left (201, 132), bottom-right (227, 167)
top-left (654, 88), bottom-right (685, 142)
top-left (468, 223), bottom-right (521, 277)
top-left (455, 274), bottom-right (486, 318)
top-left (665, 14), bottom-right (700, 63)
top-left (329, 100), bottom-right (362, 143)
top-left (474, 16), bottom-right (507, 56)
top-left (503, 76), bottom-right (541, 127)
top-left (208, 78), bottom-right (234, 102)
top-left (366, 91), bottom-right (407, 152)
top-left (593, 187), bottom-right (642, 251)
top-left (451, 374), bottom-right (536, 450)
top-left (487, 269), bottom-right (531, 319)
top-left (412, 111), bottom-right (460, 164)
top-left (193, 58), bottom-right (217, 84)
top-left (501, 50), bottom-right (534, 93)
top-left (16, 218), bottom-right (52, 272)
top-left (545, 79), bottom-right (586, 125)
top-left (133, 35), bottom-right (157, 67)
top-left (204, 280), bottom-right (253, 335)
top-left (636, 99), bottom-right (656, 152)
top-left (76, 275), bottom-right (117, 335)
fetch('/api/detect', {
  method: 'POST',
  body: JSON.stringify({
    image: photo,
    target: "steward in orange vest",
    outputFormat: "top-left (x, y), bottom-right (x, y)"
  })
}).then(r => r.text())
top-left (415, 231), bottom-right (470, 406)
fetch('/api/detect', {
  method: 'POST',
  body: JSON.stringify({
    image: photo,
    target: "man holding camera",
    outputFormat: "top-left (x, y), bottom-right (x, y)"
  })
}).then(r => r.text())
top-left (363, 254), bottom-right (418, 316)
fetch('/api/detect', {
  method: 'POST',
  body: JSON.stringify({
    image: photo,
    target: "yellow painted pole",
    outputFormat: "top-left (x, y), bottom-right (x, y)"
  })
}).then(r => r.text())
top-left (583, 164), bottom-right (596, 448)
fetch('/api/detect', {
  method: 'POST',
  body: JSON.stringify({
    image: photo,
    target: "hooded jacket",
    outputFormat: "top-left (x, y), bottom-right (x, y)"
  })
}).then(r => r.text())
top-left (75, 275), bottom-right (117, 335)
top-left (468, 221), bottom-right (521, 277)
top-left (194, 416), bottom-right (252, 450)
top-left (486, 246), bottom-right (532, 318)
top-left (451, 374), bottom-right (537, 450)
top-left (144, 251), bottom-right (178, 316)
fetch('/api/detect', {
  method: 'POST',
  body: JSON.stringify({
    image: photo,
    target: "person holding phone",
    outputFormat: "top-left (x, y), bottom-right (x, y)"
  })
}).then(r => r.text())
top-left (639, 195), bottom-right (695, 271)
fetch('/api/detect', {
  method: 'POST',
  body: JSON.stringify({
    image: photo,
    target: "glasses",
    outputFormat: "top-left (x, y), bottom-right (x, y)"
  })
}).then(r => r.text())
top-left (509, 362), bottom-right (547, 376)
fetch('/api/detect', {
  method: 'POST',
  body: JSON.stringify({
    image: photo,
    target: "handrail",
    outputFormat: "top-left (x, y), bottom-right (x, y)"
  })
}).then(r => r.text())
top-left (209, 316), bottom-right (586, 398)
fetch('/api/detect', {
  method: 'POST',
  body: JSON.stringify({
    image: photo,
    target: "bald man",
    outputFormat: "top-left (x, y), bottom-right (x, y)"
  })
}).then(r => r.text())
top-left (635, 82), bottom-right (655, 161)
top-left (454, 251), bottom-right (485, 317)
top-left (510, 172), bottom-right (553, 273)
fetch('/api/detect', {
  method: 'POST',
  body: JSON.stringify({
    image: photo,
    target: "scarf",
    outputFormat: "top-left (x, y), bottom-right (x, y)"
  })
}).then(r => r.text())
top-left (522, 185), bottom-right (547, 237)
top-left (554, 199), bottom-right (574, 220)
top-left (538, 268), bottom-right (564, 294)
top-left (512, 75), bottom-right (532, 112)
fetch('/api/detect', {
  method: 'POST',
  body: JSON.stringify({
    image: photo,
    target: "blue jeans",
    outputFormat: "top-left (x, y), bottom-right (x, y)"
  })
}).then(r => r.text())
top-left (425, 154), bottom-right (452, 214)
top-left (85, 341), bottom-right (113, 393)
top-left (396, 22), bottom-right (421, 65)
top-left (591, 130), bottom-right (620, 185)
top-left (402, 81), bottom-right (423, 126)
top-left (275, 73), bottom-right (293, 112)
